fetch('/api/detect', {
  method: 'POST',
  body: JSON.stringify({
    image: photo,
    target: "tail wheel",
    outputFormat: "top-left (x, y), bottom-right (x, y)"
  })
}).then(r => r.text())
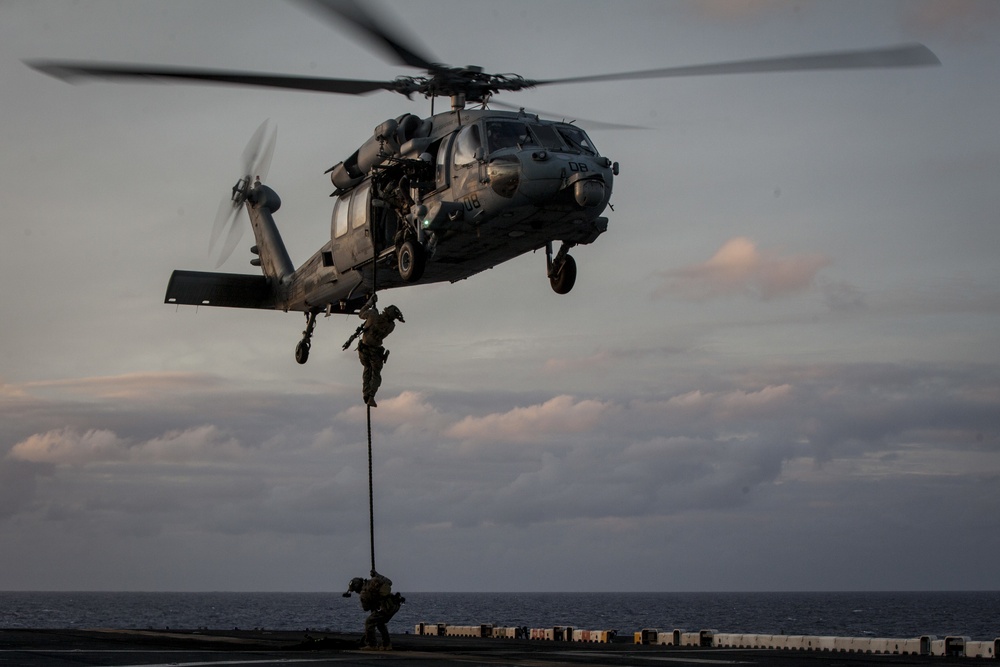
top-left (398, 238), bottom-right (426, 282)
top-left (550, 254), bottom-right (577, 294)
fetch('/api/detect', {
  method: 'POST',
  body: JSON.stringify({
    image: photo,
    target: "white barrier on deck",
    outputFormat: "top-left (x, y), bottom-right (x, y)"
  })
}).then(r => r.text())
top-left (443, 624), bottom-right (493, 638)
top-left (415, 622), bottom-right (998, 659)
top-left (413, 622), bottom-right (445, 636)
top-left (571, 629), bottom-right (614, 643)
top-left (966, 640), bottom-right (998, 659)
top-left (652, 628), bottom-right (686, 646)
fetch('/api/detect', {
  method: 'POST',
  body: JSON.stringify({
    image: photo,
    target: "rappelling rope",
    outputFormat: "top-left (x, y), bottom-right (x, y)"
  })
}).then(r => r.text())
top-left (367, 402), bottom-right (376, 573)
top-left (366, 206), bottom-right (380, 574)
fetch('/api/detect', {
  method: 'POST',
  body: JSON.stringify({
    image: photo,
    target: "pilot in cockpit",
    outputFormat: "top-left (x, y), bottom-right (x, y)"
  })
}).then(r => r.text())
top-left (486, 121), bottom-right (533, 152)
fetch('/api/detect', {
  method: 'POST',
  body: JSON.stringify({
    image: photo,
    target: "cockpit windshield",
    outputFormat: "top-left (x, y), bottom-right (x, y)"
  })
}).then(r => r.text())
top-left (483, 119), bottom-right (600, 157)
top-left (485, 121), bottom-right (538, 153)
top-left (555, 124), bottom-right (598, 156)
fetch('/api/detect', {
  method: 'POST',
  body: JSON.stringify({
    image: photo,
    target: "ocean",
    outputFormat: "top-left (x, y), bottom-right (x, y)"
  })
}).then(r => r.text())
top-left (1, 591), bottom-right (997, 640)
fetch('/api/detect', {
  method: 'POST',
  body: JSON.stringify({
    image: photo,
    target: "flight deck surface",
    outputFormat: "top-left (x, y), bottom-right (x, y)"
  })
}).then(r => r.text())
top-left (0, 628), bottom-right (969, 666)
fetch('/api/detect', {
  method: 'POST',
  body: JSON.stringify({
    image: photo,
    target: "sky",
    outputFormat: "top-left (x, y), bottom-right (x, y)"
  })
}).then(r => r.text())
top-left (2, 0), bottom-right (999, 593)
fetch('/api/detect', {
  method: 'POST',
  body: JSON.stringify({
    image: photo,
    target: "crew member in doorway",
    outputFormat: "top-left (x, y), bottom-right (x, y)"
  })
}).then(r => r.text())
top-left (354, 294), bottom-right (404, 407)
top-left (343, 571), bottom-right (404, 650)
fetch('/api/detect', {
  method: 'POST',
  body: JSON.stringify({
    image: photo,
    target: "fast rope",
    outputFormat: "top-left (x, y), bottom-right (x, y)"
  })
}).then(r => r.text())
top-left (366, 208), bottom-right (380, 574)
top-left (367, 402), bottom-right (376, 573)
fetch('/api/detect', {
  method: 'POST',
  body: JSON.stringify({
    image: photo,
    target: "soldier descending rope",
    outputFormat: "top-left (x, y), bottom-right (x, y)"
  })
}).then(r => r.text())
top-left (343, 294), bottom-right (404, 407)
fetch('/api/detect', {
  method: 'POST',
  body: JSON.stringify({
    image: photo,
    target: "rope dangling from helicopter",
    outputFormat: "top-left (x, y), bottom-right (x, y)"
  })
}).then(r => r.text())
top-left (367, 230), bottom-right (379, 575)
top-left (344, 186), bottom-right (405, 574)
top-left (367, 220), bottom-right (377, 574)
top-left (366, 397), bottom-right (376, 573)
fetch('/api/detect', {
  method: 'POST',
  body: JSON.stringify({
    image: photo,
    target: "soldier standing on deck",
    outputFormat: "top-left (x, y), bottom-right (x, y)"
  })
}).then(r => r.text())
top-left (353, 294), bottom-right (404, 407)
top-left (344, 571), bottom-right (404, 650)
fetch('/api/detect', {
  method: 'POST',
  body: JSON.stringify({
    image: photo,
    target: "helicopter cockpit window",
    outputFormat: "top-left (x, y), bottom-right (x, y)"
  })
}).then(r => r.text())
top-left (555, 124), bottom-right (598, 156)
top-left (485, 121), bottom-right (538, 153)
top-left (529, 123), bottom-right (564, 150)
top-left (453, 123), bottom-right (482, 167)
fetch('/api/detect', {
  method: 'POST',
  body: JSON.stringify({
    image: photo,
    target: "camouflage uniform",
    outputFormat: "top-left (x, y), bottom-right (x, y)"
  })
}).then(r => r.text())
top-left (346, 573), bottom-right (403, 649)
top-left (357, 296), bottom-right (404, 407)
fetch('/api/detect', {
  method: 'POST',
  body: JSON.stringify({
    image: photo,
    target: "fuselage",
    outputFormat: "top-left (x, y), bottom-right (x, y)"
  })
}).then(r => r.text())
top-left (275, 108), bottom-right (614, 314)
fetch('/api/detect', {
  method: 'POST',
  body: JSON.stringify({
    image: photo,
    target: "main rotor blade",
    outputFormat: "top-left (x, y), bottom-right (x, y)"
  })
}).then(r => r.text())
top-left (293, 0), bottom-right (441, 71)
top-left (534, 44), bottom-right (940, 86)
top-left (25, 60), bottom-right (395, 95)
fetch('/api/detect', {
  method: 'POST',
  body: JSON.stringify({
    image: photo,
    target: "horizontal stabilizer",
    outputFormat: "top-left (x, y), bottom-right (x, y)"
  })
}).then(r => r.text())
top-left (164, 270), bottom-right (276, 309)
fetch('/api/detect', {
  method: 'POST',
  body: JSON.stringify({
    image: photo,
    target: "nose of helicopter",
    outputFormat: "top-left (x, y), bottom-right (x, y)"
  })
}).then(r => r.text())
top-left (505, 151), bottom-right (612, 212)
top-left (573, 178), bottom-right (605, 207)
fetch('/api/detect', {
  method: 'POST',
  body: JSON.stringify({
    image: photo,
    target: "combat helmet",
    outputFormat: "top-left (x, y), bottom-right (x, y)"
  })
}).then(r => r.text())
top-left (383, 305), bottom-right (404, 322)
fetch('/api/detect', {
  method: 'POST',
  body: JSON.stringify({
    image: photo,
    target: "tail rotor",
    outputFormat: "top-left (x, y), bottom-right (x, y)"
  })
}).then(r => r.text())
top-left (209, 120), bottom-right (277, 267)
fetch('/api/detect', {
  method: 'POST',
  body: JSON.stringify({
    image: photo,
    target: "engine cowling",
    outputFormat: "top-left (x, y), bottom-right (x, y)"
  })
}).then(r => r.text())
top-left (329, 114), bottom-right (427, 191)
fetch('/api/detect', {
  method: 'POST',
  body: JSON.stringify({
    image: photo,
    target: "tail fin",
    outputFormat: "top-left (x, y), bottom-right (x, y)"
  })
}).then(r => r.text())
top-left (246, 181), bottom-right (294, 281)
top-left (164, 182), bottom-right (292, 311)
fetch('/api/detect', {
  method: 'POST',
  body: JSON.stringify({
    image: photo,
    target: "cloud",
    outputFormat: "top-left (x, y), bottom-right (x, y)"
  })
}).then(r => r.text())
top-left (21, 372), bottom-right (226, 401)
top-left (0, 381), bottom-right (31, 401)
top-left (2, 360), bottom-right (999, 588)
top-left (9, 425), bottom-right (242, 466)
top-left (661, 384), bottom-right (795, 420)
top-left (337, 390), bottom-right (441, 426)
top-left (9, 428), bottom-right (127, 466)
top-left (445, 395), bottom-right (615, 443)
top-left (654, 237), bottom-right (831, 301)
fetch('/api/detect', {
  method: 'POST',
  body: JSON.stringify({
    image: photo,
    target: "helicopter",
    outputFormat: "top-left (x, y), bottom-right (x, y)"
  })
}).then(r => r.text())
top-left (26, 0), bottom-right (940, 364)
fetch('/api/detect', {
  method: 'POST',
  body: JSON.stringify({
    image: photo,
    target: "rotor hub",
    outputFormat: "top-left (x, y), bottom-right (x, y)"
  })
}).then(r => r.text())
top-left (231, 177), bottom-right (251, 204)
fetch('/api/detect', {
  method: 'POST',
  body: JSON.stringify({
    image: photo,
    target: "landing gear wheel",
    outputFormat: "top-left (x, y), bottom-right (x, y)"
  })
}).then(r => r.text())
top-left (295, 339), bottom-right (311, 365)
top-left (550, 254), bottom-right (577, 294)
top-left (295, 311), bottom-right (317, 364)
top-left (398, 238), bottom-right (426, 282)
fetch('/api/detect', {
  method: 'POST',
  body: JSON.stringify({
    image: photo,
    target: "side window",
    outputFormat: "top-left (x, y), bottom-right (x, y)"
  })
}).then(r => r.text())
top-left (350, 180), bottom-right (371, 230)
top-left (333, 192), bottom-right (350, 238)
top-left (453, 123), bottom-right (482, 167)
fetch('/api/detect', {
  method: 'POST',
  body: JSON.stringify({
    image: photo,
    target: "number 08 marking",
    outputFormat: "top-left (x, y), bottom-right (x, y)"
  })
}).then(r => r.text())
top-left (462, 194), bottom-right (481, 211)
